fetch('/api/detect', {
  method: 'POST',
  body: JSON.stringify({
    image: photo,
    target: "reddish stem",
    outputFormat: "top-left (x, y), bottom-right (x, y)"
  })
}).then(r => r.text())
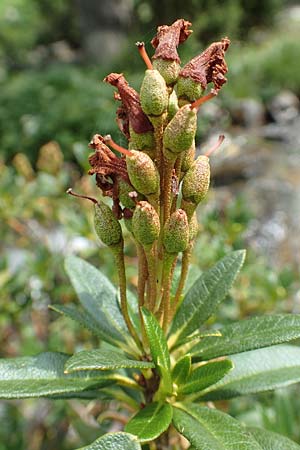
top-left (136, 42), bottom-right (153, 70)
top-left (103, 135), bottom-right (133, 157)
top-left (205, 134), bottom-right (225, 157)
top-left (190, 92), bottom-right (216, 110)
top-left (66, 188), bottom-right (98, 204)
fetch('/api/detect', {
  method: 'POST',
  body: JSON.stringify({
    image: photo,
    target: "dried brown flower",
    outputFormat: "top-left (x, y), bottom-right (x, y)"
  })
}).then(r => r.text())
top-left (104, 73), bottom-right (153, 135)
top-left (88, 134), bottom-right (130, 218)
top-left (151, 19), bottom-right (192, 63)
top-left (179, 37), bottom-right (230, 94)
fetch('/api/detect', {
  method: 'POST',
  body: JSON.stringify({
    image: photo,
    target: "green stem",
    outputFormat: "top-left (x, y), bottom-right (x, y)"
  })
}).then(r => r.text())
top-left (161, 252), bottom-right (176, 333)
top-left (163, 158), bottom-right (175, 225)
top-left (144, 243), bottom-right (158, 312)
top-left (110, 373), bottom-right (143, 391)
top-left (172, 242), bottom-right (193, 317)
top-left (137, 242), bottom-right (148, 307)
top-left (112, 240), bottom-right (143, 351)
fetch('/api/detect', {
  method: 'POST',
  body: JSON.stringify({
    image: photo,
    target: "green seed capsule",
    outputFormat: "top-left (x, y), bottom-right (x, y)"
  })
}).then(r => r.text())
top-left (94, 201), bottom-right (122, 247)
top-left (128, 126), bottom-right (155, 154)
top-left (181, 141), bottom-right (196, 173)
top-left (168, 89), bottom-right (179, 120)
top-left (132, 201), bottom-right (160, 246)
top-left (177, 77), bottom-right (204, 104)
top-left (182, 155), bottom-right (210, 205)
top-left (140, 69), bottom-right (168, 117)
top-left (153, 59), bottom-right (180, 86)
top-left (163, 104), bottom-right (197, 155)
top-left (163, 209), bottom-right (189, 253)
top-left (118, 179), bottom-right (143, 209)
top-left (189, 212), bottom-right (199, 241)
top-left (126, 150), bottom-right (159, 196)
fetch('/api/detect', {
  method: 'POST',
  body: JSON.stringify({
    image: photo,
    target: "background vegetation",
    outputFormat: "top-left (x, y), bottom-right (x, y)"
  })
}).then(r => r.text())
top-left (0, 0), bottom-right (299, 448)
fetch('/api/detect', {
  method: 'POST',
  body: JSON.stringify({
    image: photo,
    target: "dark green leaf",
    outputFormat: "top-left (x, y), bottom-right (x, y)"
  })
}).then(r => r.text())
top-left (179, 360), bottom-right (233, 395)
top-left (173, 403), bottom-right (262, 449)
top-left (249, 427), bottom-right (300, 449)
top-left (201, 345), bottom-right (300, 401)
top-left (172, 355), bottom-right (191, 385)
top-left (65, 349), bottom-right (154, 372)
top-left (125, 402), bottom-right (173, 443)
top-left (169, 250), bottom-right (246, 346)
top-left (77, 432), bottom-right (141, 449)
top-left (0, 352), bottom-right (113, 399)
top-left (191, 314), bottom-right (300, 361)
top-left (141, 308), bottom-right (172, 393)
top-left (65, 256), bottom-right (128, 346)
top-left (49, 304), bottom-right (105, 339)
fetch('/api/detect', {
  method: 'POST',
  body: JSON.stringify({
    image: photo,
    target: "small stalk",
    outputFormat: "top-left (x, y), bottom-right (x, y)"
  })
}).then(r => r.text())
top-left (112, 240), bottom-right (143, 351)
top-left (161, 252), bottom-right (177, 332)
top-left (144, 243), bottom-right (158, 311)
top-left (172, 242), bottom-right (193, 315)
top-left (190, 91), bottom-right (216, 110)
top-left (137, 242), bottom-right (148, 306)
top-left (162, 157), bottom-right (175, 224)
top-left (136, 41), bottom-right (153, 70)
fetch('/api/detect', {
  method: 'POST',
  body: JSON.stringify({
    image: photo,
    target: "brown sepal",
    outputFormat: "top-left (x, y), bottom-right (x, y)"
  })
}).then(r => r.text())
top-left (104, 73), bottom-right (153, 135)
top-left (151, 19), bottom-right (192, 63)
top-left (179, 37), bottom-right (230, 93)
top-left (88, 134), bottom-right (131, 218)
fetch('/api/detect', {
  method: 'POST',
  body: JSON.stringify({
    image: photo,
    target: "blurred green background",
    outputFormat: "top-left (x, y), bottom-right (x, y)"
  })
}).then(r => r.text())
top-left (1, 0), bottom-right (300, 448)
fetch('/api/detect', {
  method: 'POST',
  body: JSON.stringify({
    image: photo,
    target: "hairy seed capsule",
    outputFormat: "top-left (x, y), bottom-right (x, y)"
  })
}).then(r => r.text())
top-left (128, 126), bottom-right (155, 154)
top-left (118, 179), bottom-right (143, 209)
top-left (132, 201), bottom-right (160, 246)
top-left (152, 59), bottom-right (180, 86)
top-left (189, 212), bottom-right (199, 241)
top-left (177, 77), bottom-right (204, 105)
top-left (140, 69), bottom-right (168, 117)
top-left (168, 89), bottom-right (179, 120)
top-left (163, 104), bottom-right (197, 155)
top-left (126, 150), bottom-right (159, 196)
top-left (181, 141), bottom-right (196, 173)
top-left (94, 201), bottom-right (122, 247)
top-left (182, 155), bottom-right (210, 205)
top-left (163, 209), bottom-right (189, 253)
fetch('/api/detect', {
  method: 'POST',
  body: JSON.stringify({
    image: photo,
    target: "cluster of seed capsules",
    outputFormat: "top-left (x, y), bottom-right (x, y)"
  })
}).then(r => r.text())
top-left (68, 19), bottom-right (230, 323)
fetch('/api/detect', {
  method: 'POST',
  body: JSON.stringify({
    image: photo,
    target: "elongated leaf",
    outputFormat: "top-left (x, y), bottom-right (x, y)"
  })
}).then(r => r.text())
top-left (172, 355), bottom-right (191, 385)
top-left (50, 304), bottom-right (105, 339)
top-left (65, 256), bottom-right (127, 345)
top-left (248, 427), bottom-right (300, 449)
top-left (179, 359), bottom-right (233, 395)
top-left (201, 345), bottom-right (300, 401)
top-left (125, 402), bottom-right (173, 443)
top-left (170, 250), bottom-right (246, 345)
top-left (173, 404), bottom-right (262, 449)
top-left (191, 314), bottom-right (300, 361)
top-left (0, 352), bottom-right (113, 399)
top-left (77, 432), bottom-right (141, 450)
top-left (65, 349), bottom-right (154, 372)
top-left (141, 308), bottom-right (172, 393)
